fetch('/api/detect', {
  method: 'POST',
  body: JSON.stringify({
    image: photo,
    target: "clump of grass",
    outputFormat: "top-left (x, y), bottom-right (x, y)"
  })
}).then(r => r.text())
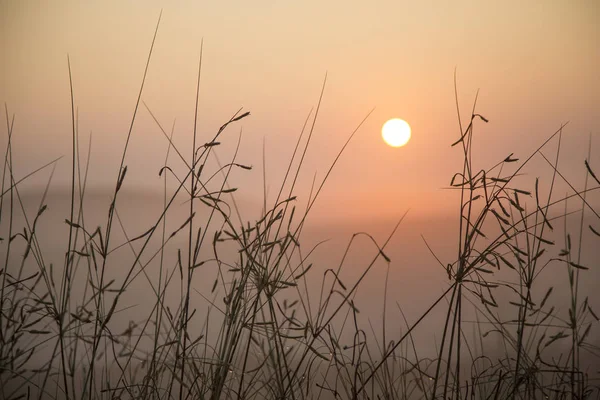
top-left (1, 17), bottom-right (599, 400)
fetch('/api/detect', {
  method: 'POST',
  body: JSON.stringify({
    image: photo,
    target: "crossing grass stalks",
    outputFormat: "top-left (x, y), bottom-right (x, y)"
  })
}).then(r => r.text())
top-left (1, 18), bottom-right (599, 400)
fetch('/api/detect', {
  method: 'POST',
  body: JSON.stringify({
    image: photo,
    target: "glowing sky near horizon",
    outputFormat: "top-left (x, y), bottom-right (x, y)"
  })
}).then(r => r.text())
top-left (0, 1), bottom-right (598, 221)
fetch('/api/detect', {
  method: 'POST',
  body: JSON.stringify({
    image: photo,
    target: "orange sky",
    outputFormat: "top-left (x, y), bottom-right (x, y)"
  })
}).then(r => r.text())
top-left (1, 1), bottom-right (598, 222)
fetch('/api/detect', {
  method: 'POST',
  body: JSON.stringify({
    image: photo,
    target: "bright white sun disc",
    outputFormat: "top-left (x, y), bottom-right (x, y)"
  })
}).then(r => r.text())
top-left (382, 118), bottom-right (411, 147)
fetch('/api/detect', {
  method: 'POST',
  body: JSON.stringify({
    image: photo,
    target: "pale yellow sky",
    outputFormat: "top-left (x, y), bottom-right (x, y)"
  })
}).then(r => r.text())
top-left (1, 1), bottom-right (598, 221)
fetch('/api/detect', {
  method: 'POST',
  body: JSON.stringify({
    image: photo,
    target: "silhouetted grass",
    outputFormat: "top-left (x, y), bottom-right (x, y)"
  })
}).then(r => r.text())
top-left (1, 17), bottom-right (599, 400)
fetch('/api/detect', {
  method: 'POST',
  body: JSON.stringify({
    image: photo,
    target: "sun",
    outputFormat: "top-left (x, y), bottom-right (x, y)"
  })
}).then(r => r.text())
top-left (382, 118), bottom-right (411, 147)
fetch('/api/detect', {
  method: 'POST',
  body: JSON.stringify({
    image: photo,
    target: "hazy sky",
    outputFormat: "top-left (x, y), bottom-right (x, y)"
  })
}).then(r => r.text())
top-left (1, 1), bottom-right (598, 222)
top-left (2, 5), bottom-right (600, 388)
